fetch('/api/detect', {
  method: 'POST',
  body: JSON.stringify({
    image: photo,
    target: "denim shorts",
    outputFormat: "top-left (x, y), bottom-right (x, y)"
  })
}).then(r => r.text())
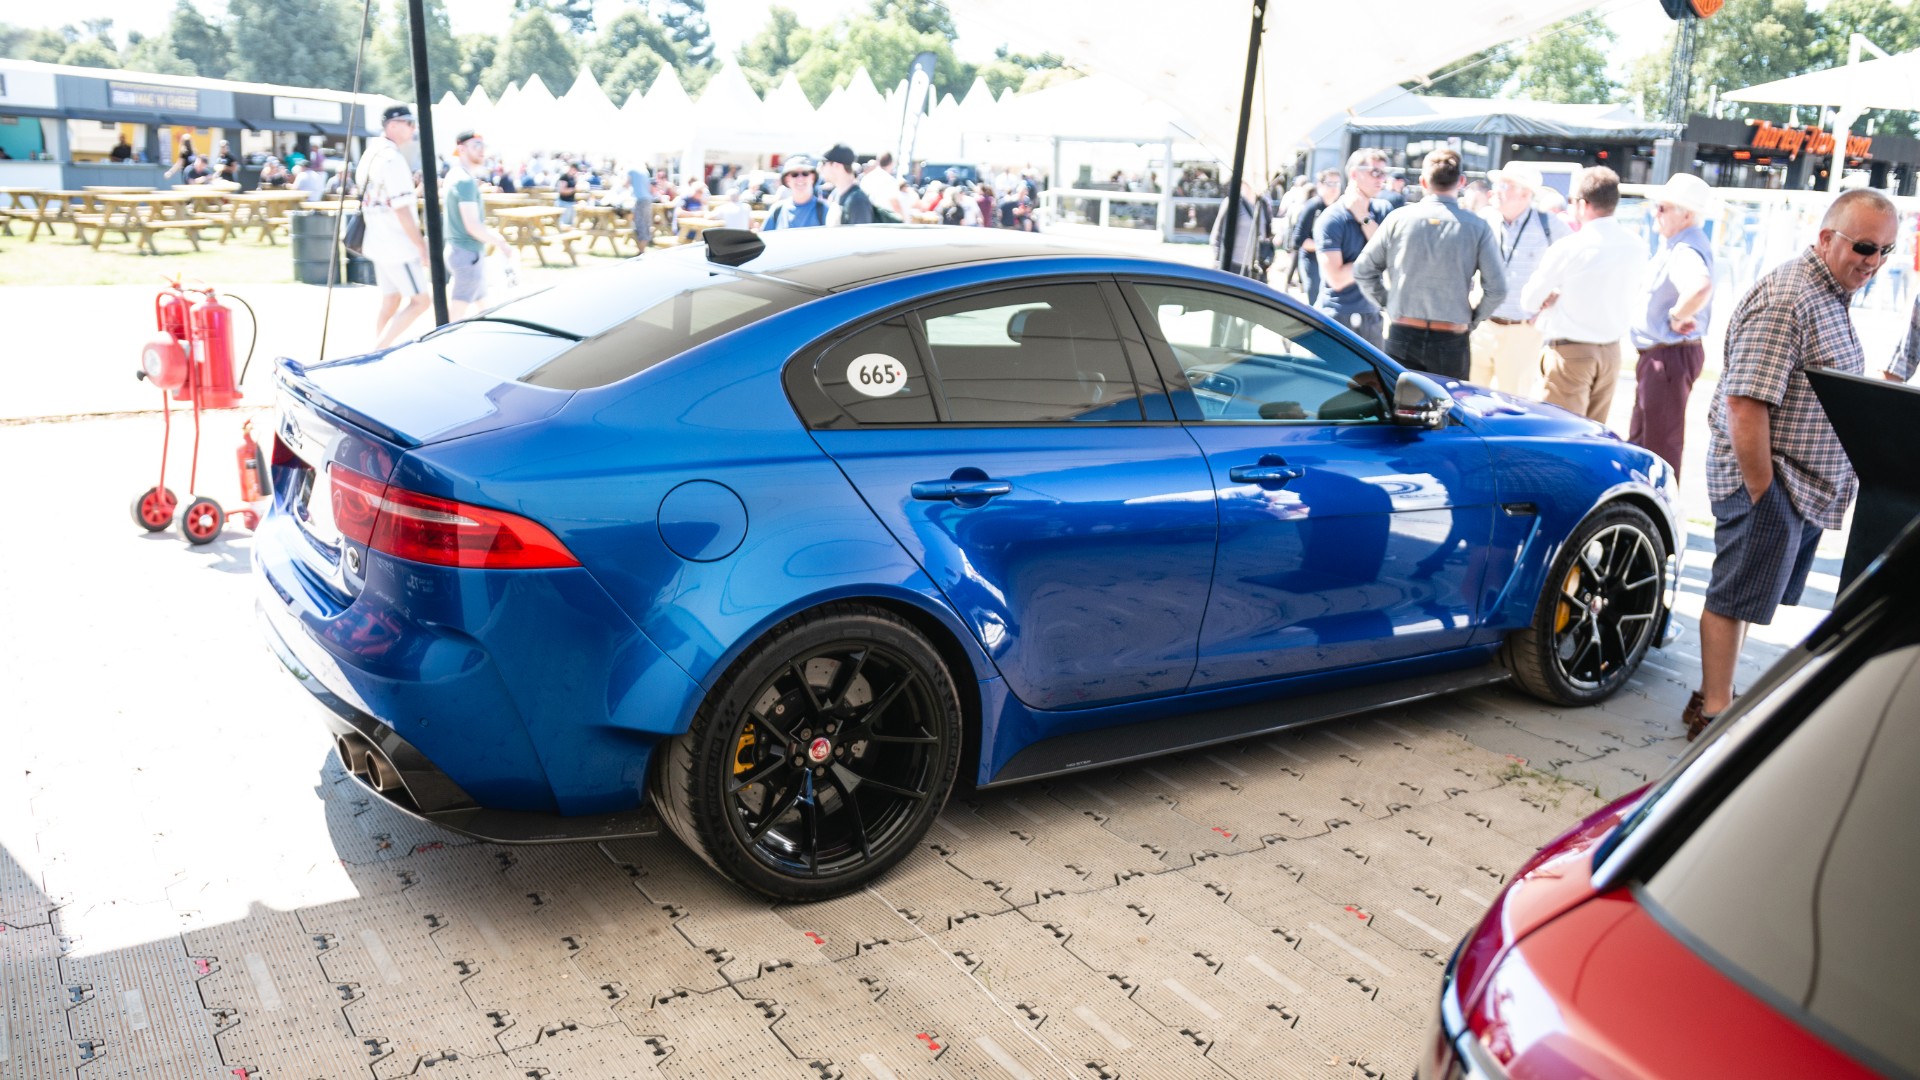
top-left (1705, 481), bottom-right (1823, 625)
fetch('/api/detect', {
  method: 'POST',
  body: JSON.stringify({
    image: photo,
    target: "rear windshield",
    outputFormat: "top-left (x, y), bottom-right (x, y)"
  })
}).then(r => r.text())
top-left (450, 255), bottom-right (816, 390)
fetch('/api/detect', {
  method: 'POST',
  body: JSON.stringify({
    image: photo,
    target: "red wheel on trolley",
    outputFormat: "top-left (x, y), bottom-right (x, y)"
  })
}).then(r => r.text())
top-left (131, 486), bottom-right (177, 532)
top-left (180, 496), bottom-right (224, 545)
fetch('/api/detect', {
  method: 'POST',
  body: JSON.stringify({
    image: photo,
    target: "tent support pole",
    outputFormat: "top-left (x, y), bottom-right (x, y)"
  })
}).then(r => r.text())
top-left (1162, 138), bottom-right (1175, 243)
top-left (408, 0), bottom-right (449, 327)
top-left (1220, 0), bottom-right (1267, 272)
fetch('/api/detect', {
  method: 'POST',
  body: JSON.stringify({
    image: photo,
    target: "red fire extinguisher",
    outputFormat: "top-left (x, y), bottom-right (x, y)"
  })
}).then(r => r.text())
top-left (154, 284), bottom-right (193, 402)
top-left (237, 420), bottom-right (269, 504)
top-left (189, 287), bottom-right (244, 409)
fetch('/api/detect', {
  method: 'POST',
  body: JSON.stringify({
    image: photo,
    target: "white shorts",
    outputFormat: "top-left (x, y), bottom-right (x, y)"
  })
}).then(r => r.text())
top-left (374, 259), bottom-right (427, 297)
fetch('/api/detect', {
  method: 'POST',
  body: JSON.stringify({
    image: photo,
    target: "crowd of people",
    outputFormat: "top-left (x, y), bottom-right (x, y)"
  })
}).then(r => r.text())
top-left (1227, 143), bottom-right (1920, 748)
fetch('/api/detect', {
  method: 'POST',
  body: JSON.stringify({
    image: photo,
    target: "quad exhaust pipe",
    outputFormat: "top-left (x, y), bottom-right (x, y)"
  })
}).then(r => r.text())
top-left (336, 731), bottom-right (406, 796)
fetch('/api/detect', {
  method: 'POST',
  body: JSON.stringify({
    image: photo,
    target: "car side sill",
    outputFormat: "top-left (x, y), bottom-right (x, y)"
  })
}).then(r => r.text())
top-left (981, 659), bottom-right (1512, 788)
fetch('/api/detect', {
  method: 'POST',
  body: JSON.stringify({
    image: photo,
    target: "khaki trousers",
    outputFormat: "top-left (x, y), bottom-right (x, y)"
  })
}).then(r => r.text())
top-left (1538, 339), bottom-right (1620, 424)
top-left (1469, 320), bottom-right (1543, 395)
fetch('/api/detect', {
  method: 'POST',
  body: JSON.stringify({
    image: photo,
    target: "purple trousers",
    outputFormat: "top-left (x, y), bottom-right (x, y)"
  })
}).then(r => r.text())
top-left (1628, 341), bottom-right (1705, 477)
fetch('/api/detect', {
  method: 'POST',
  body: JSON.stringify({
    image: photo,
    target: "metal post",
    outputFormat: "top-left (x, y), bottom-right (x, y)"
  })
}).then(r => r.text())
top-left (1220, 0), bottom-right (1267, 272)
top-left (407, 0), bottom-right (448, 327)
top-left (1161, 139), bottom-right (1175, 243)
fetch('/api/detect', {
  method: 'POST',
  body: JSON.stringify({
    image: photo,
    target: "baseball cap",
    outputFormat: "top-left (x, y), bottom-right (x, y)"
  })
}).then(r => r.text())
top-left (454, 129), bottom-right (482, 145)
top-left (821, 144), bottom-right (857, 169)
top-left (381, 104), bottom-right (415, 124)
top-left (780, 154), bottom-right (817, 177)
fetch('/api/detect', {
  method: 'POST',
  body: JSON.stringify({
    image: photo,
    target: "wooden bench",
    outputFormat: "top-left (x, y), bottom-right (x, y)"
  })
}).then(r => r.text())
top-left (132, 218), bottom-right (215, 254)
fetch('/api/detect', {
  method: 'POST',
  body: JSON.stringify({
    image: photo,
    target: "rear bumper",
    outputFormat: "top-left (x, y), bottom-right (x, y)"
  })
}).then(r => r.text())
top-left (259, 597), bottom-right (661, 843)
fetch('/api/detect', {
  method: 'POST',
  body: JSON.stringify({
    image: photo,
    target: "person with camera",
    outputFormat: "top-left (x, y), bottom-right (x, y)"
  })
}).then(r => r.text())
top-left (1210, 179), bottom-right (1274, 282)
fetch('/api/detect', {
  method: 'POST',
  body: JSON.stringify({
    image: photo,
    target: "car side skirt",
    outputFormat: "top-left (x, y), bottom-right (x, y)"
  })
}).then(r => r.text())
top-left (981, 648), bottom-right (1509, 787)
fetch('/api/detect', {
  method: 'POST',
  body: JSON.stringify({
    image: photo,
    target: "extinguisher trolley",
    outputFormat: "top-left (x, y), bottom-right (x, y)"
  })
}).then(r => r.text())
top-left (132, 278), bottom-right (267, 545)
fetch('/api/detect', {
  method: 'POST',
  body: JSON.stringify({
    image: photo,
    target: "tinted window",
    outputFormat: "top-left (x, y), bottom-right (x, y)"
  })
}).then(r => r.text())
top-left (1132, 282), bottom-right (1387, 423)
top-left (1644, 641), bottom-right (1920, 1074)
top-left (464, 257), bottom-right (813, 390)
top-left (918, 283), bottom-right (1143, 423)
top-left (814, 318), bottom-right (937, 424)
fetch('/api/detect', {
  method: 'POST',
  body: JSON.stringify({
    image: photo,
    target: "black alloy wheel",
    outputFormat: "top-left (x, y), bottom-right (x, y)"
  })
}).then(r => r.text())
top-left (656, 604), bottom-right (961, 901)
top-left (1507, 503), bottom-right (1667, 706)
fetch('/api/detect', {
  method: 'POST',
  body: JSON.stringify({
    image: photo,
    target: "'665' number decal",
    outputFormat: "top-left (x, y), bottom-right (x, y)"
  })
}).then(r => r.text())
top-left (847, 354), bottom-right (909, 397)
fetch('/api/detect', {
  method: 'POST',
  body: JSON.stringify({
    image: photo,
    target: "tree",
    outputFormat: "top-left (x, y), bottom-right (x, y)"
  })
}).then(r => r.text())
top-left (59, 38), bottom-right (120, 68)
top-left (372, 0), bottom-right (461, 101)
top-left (455, 33), bottom-right (497, 97)
top-left (1506, 19), bottom-right (1616, 103)
top-left (1688, 0), bottom-right (1819, 119)
top-left (123, 31), bottom-right (197, 75)
top-left (736, 6), bottom-right (811, 95)
top-left (659, 0), bottom-right (714, 71)
top-left (1410, 43), bottom-right (1516, 98)
top-left (81, 18), bottom-right (117, 49)
top-left (0, 24), bottom-right (71, 63)
top-left (226, 0), bottom-right (360, 89)
top-left (482, 10), bottom-right (578, 96)
top-left (790, 9), bottom-right (969, 106)
top-left (167, 0), bottom-right (230, 78)
top-left (870, 0), bottom-right (955, 39)
top-left (587, 6), bottom-right (676, 102)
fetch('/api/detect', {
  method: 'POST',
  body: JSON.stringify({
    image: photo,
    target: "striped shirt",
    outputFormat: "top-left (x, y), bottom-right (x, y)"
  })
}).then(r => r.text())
top-left (1481, 206), bottom-right (1570, 321)
top-left (1706, 248), bottom-right (1869, 528)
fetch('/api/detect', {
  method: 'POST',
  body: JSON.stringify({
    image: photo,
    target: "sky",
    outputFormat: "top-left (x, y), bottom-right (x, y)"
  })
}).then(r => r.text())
top-left (22, 0), bottom-right (1678, 86)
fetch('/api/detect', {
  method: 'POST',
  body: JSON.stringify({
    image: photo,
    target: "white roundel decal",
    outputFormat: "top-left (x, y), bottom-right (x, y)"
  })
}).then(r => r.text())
top-left (847, 353), bottom-right (909, 397)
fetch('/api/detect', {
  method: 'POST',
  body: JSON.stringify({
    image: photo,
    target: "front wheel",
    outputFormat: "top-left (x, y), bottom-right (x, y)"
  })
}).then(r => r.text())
top-left (655, 604), bottom-right (962, 902)
top-left (179, 497), bottom-right (224, 545)
top-left (1505, 503), bottom-right (1667, 706)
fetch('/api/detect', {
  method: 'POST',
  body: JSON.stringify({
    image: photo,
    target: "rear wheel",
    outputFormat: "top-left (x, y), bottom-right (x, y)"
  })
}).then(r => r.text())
top-left (131, 486), bottom-right (176, 532)
top-left (1505, 504), bottom-right (1667, 706)
top-left (656, 605), bottom-right (961, 901)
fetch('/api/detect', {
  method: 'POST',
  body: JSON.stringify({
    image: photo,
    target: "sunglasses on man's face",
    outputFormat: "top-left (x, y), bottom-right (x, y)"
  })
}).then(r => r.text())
top-left (1834, 229), bottom-right (1896, 258)
top-left (787, 171), bottom-right (815, 180)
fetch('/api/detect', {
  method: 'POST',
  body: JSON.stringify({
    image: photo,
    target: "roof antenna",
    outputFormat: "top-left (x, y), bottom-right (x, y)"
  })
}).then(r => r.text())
top-left (704, 228), bottom-right (764, 267)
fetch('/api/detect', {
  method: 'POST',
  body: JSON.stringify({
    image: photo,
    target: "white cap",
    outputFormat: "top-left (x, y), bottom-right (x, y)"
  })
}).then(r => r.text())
top-left (1649, 173), bottom-right (1715, 218)
top-left (1488, 162), bottom-right (1544, 192)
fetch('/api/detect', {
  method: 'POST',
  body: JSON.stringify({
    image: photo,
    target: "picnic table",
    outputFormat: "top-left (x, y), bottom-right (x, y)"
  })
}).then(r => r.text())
top-left (80, 192), bottom-right (213, 254)
top-left (493, 205), bottom-right (570, 266)
top-left (574, 204), bottom-right (632, 255)
top-left (0, 187), bottom-right (49, 237)
top-left (82, 185), bottom-right (156, 195)
top-left (221, 190), bottom-right (309, 243)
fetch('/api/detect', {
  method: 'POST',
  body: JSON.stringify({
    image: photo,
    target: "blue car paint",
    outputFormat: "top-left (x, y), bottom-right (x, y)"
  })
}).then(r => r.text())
top-left (257, 234), bottom-right (1681, 823)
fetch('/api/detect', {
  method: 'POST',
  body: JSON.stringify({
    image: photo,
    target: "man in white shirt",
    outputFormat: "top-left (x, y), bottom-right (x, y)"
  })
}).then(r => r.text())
top-left (1519, 166), bottom-right (1648, 424)
top-left (1472, 162), bottom-right (1570, 394)
top-left (858, 151), bottom-right (909, 220)
top-left (355, 104), bottom-right (432, 349)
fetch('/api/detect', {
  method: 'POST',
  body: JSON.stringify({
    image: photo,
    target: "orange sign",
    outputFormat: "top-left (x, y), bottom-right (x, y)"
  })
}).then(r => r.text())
top-left (1749, 120), bottom-right (1871, 160)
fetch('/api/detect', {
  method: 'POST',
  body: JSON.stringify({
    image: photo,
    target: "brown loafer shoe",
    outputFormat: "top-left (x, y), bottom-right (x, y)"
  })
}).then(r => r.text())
top-left (1683, 690), bottom-right (1717, 741)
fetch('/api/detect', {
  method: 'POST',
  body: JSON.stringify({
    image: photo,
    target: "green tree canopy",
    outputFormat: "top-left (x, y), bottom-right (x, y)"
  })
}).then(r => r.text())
top-left (0, 24), bottom-right (71, 63)
top-left (123, 31), bottom-right (197, 75)
top-left (166, 0), bottom-right (229, 78)
top-left (482, 10), bottom-right (579, 97)
top-left (58, 37), bottom-right (120, 68)
top-left (735, 6), bottom-right (811, 95)
top-left (371, 0), bottom-right (461, 101)
top-left (1507, 19), bottom-right (1616, 104)
top-left (1411, 43), bottom-right (1516, 98)
top-left (226, 0), bottom-right (359, 89)
top-left (586, 6), bottom-right (676, 102)
top-left (660, 0), bottom-right (714, 70)
top-left (456, 33), bottom-right (498, 97)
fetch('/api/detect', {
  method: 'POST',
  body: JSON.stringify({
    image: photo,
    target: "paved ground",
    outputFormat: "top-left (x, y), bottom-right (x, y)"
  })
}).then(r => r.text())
top-left (0, 263), bottom-right (1864, 1078)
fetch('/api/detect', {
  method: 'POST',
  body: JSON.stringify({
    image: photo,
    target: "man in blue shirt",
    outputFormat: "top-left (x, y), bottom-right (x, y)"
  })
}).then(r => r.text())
top-left (764, 155), bottom-right (826, 230)
top-left (1314, 148), bottom-right (1394, 350)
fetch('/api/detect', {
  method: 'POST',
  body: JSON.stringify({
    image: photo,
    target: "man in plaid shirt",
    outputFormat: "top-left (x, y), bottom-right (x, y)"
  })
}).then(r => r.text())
top-left (1687, 188), bottom-right (1917, 738)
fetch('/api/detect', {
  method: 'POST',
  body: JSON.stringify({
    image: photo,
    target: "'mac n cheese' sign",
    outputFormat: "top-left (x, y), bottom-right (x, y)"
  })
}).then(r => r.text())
top-left (1750, 120), bottom-right (1872, 160)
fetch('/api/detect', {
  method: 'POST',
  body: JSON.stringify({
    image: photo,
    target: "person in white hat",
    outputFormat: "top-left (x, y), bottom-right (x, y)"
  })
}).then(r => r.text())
top-left (1471, 161), bottom-right (1571, 395)
top-left (1626, 172), bottom-right (1718, 476)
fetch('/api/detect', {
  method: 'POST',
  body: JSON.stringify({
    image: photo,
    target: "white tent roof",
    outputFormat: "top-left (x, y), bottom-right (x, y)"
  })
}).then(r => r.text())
top-left (640, 67), bottom-right (695, 153)
top-left (959, 0), bottom-right (1606, 158)
top-left (1723, 50), bottom-right (1920, 110)
top-left (557, 65), bottom-right (622, 156)
top-left (990, 72), bottom-right (1194, 142)
top-left (815, 67), bottom-right (892, 152)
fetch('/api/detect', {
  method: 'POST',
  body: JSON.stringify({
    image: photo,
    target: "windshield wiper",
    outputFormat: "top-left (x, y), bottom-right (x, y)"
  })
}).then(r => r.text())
top-left (422, 316), bottom-right (584, 342)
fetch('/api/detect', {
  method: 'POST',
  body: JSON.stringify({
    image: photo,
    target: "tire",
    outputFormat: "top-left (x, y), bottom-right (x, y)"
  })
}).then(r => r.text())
top-left (131, 486), bottom-right (177, 532)
top-left (1505, 503), bottom-right (1667, 707)
top-left (179, 497), bottom-right (224, 545)
top-left (656, 604), bottom-right (962, 902)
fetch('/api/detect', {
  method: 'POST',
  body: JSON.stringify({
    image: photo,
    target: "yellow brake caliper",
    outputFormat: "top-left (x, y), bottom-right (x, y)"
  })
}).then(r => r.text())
top-left (734, 725), bottom-right (757, 776)
top-left (1556, 565), bottom-right (1580, 633)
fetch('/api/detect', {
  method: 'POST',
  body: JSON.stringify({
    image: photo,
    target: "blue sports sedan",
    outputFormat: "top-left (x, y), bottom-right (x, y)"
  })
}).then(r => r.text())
top-left (256, 227), bottom-right (1680, 900)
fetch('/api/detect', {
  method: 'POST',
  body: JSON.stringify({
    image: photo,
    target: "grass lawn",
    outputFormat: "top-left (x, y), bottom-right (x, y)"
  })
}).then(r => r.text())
top-left (0, 220), bottom-right (632, 288)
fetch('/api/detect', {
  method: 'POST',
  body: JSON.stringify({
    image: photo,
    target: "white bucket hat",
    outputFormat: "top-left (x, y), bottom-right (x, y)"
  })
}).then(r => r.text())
top-left (1488, 162), bottom-right (1544, 192)
top-left (1649, 173), bottom-right (1715, 218)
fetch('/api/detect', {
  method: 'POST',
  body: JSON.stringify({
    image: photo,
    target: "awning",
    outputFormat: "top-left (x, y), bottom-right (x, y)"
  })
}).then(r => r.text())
top-left (1723, 49), bottom-right (1920, 111)
top-left (1349, 106), bottom-right (1677, 141)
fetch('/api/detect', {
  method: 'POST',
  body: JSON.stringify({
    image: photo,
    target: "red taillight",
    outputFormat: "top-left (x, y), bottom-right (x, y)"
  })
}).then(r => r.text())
top-left (328, 464), bottom-right (579, 570)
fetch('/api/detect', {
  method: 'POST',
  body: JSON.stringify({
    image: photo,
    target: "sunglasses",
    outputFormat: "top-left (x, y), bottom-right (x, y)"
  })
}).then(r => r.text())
top-left (1834, 229), bottom-right (1895, 258)
top-left (786, 171), bottom-right (816, 180)
top-left (1360, 167), bottom-right (1390, 178)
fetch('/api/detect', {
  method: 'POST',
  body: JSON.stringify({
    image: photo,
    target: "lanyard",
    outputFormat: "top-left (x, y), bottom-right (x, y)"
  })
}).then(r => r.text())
top-left (1501, 209), bottom-right (1534, 266)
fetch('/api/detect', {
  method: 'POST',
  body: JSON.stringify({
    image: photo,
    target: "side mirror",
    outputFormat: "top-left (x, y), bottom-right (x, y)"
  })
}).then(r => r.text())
top-left (1393, 371), bottom-right (1452, 429)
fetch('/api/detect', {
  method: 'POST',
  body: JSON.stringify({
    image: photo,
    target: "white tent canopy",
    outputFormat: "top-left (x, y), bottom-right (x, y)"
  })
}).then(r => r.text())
top-left (1723, 49), bottom-right (1920, 110)
top-left (959, 0), bottom-right (1607, 162)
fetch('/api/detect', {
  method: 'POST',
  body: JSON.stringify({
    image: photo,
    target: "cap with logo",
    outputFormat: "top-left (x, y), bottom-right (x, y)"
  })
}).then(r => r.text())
top-left (821, 144), bottom-right (857, 169)
top-left (381, 104), bottom-right (415, 124)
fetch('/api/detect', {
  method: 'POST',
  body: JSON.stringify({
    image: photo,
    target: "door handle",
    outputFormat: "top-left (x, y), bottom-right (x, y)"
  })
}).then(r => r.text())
top-left (1228, 464), bottom-right (1305, 486)
top-left (911, 478), bottom-right (1013, 501)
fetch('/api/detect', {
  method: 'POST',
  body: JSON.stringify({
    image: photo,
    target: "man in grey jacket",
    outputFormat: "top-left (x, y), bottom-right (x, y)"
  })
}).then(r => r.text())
top-left (1354, 149), bottom-right (1506, 380)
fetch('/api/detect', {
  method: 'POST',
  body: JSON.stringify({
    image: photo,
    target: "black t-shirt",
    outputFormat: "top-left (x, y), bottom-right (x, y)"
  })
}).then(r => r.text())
top-left (557, 174), bottom-right (578, 203)
top-left (1291, 195), bottom-right (1326, 250)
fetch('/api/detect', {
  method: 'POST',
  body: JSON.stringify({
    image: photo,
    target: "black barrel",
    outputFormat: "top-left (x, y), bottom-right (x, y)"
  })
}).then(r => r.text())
top-left (289, 210), bottom-right (341, 286)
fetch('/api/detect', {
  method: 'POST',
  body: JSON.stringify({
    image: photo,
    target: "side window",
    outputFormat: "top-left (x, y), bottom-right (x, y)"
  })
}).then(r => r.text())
top-left (918, 283), bottom-right (1145, 423)
top-left (814, 318), bottom-right (937, 424)
top-left (1130, 282), bottom-right (1388, 423)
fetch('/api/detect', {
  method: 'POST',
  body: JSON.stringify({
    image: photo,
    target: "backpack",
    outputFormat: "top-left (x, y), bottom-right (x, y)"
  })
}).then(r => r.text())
top-left (871, 205), bottom-right (902, 224)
